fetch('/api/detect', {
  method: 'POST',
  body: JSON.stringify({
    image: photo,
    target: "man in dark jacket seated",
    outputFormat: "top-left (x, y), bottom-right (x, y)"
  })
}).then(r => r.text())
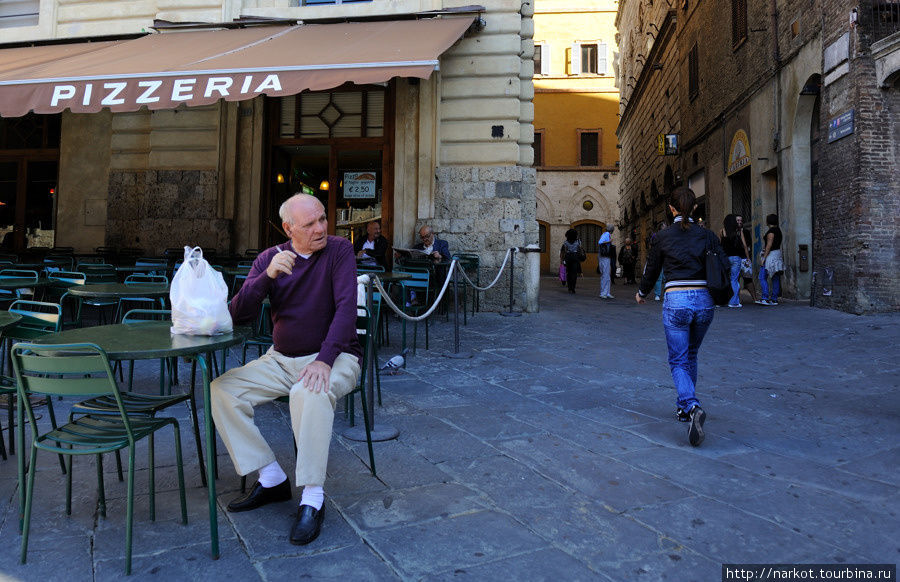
top-left (353, 220), bottom-right (388, 268)
top-left (412, 225), bottom-right (451, 262)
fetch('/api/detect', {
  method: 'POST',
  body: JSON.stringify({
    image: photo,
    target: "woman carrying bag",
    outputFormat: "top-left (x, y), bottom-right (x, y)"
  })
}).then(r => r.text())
top-left (635, 187), bottom-right (728, 447)
top-left (560, 228), bottom-right (586, 294)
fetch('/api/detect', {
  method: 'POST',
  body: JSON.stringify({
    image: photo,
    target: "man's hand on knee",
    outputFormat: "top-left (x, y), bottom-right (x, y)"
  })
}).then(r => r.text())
top-left (298, 360), bottom-right (332, 393)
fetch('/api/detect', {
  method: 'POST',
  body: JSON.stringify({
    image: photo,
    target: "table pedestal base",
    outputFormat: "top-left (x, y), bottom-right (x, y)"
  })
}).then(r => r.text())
top-left (343, 424), bottom-right (399, 442)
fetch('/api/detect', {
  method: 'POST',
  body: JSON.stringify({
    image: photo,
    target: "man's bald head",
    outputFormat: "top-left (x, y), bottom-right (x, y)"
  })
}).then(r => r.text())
top-left (279, 194), bottom-right (324, 225)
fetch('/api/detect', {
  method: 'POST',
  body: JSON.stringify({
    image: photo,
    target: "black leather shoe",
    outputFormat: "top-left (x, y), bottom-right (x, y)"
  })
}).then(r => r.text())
top-left (290, 504), bottom-right (324, 545)
top-left (226, 480), bottom-right (291, 512)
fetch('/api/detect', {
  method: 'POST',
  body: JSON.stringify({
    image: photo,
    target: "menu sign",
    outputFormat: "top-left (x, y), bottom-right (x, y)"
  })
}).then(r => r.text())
top-left (343, 172), bottom-right (377, 199)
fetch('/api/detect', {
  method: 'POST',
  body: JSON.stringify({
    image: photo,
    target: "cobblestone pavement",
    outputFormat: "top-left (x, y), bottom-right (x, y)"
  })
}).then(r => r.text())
top-left (0, 277), bottom-right (896, 581)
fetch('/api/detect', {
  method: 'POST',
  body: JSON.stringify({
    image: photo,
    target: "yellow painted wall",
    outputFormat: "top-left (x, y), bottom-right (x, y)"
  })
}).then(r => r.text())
top-left (533, 1), bottom-right (619, 168)
top-left (534, 91), bottom-right (619, 167)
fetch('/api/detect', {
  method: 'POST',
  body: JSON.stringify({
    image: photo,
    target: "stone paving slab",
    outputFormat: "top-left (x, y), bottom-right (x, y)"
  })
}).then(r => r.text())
top-left (0, 278), bottom-right (896, 580)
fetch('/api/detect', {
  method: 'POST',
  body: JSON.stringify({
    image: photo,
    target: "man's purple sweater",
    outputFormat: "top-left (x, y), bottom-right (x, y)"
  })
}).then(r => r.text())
top-left (230, 236), bottom-right (361, 367)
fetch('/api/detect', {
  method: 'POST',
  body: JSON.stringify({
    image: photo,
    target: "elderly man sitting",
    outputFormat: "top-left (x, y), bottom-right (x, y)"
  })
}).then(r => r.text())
top-left (210, 193), bottom-right (361, 546)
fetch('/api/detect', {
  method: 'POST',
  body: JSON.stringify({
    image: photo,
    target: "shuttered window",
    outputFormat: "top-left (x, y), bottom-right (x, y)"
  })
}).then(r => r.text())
top-left (578, 130), bottom-right (600, 167)
top-left (0, 0), bottom-right (39, 28)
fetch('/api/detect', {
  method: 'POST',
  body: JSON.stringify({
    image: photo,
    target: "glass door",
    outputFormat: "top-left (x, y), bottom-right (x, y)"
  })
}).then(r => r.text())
top-left (334, 148), bottom-right (382, 246)
top-left (0, 158), bottom-right (57, 252)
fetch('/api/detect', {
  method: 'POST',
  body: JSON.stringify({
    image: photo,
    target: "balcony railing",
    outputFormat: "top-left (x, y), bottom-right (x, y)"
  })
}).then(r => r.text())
top-left (870, 1), bottom-right (900, 44)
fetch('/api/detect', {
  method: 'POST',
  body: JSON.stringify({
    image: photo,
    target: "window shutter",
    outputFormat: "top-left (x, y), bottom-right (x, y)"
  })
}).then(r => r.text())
top-left (598, 43), bottom-right (608, 75)
top-left (541, 44), bottom-right (552, 75)
top-left (569, 43), bottom-right (581, 75)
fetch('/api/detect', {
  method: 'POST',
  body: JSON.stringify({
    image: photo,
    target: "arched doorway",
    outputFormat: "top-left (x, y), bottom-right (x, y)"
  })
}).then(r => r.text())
top-left (790, 74), bottom-right (821, 300)
top-left (573, 219), bottom-right (605, 276)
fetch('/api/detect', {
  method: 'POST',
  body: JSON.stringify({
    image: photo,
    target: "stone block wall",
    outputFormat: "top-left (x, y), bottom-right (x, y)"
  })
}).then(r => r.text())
top-left (107, 169), bottom-right (231, 255)
top-left (432, 165), bottom-right (537, 310)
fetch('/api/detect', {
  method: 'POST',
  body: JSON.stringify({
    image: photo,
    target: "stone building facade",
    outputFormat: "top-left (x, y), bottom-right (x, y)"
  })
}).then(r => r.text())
top-left (615, 0), bottom-right (899, 313)
top-left (0, 0), bottom-right (538, 310)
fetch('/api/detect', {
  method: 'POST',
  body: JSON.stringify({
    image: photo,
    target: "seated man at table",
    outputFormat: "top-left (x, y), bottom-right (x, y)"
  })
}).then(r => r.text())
top-left (353, 220), bottom-right (388, 268)
top-left (412, 225), bottom-right (451, 263)
top-left (210, 193), bottom-right (361, 546)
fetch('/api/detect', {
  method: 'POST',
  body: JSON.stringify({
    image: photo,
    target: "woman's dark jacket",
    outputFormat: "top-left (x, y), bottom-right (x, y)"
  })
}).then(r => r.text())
top-left (638, 220), bottom-right (728, 297)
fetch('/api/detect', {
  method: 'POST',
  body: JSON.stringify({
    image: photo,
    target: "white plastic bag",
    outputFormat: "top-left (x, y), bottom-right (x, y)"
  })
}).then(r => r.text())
top-left (170, 246), bottom-right (233, 336)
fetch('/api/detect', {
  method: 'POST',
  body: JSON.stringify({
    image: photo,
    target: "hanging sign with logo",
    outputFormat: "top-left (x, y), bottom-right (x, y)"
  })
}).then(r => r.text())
top-left (343, 171), bottom-right (377, 199)
top-left (658, 134), bottom-right (679, 155)
top-left (827, 109), bottom-right (854, 143)
top-left (727, 129), bottom-right (751, 175)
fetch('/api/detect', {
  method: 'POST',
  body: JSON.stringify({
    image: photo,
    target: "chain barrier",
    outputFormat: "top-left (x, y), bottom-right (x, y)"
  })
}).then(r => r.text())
top-left (455, 247), bottom-right (514, 291)
top-left (373, 247), bottom-right (517, 322)
top-left (373, 260), bottom-right (458, 322)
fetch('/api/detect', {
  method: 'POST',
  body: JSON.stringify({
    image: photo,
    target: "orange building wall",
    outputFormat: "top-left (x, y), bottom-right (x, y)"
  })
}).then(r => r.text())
top-left (534, 91), bottom-right (619, 168)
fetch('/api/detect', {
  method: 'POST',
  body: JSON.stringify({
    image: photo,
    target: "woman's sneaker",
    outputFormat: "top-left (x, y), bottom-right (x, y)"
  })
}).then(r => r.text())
top-left (688, 406), bottom-right (706, 446)
top-left (675, 408), bottom-right (691, 422)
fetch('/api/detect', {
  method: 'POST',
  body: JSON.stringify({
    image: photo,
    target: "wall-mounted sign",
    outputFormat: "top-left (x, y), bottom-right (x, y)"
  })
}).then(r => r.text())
top-left (827, 109), bottom-right (854, 143)
top-left (658, 133), bottom-right (679, 155)
top-left (727, 129), bottom-right (751, 176)
top-left (343, 171), bottom-right (377, 199)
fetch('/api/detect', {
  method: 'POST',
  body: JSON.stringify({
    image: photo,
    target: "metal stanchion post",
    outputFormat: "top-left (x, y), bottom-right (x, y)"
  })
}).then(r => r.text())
top-left (499, 248), bottom-right (521, 317)
top-left (344, 275), bottom-right (398, 442)
top-left (444, 260), bottom-right (472, 358)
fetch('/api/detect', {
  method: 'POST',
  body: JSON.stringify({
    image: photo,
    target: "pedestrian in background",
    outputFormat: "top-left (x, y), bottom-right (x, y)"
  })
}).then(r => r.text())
top-left (619, 237), bottom-right (638, 284)
top-left (720, 214), bottom-right (748, 308)
top-left (648, 221), bottom-right (667, 300)
top-left (597, 224), bottom-right (615, 299)
top-left (560, 228), bottom-right (584, 294)
top-left (735, 214), bottom-right (757, 302)
top-left (757, 214), bottom-right (784, 306)
top-left (635, 186), bottom-right (726, 447)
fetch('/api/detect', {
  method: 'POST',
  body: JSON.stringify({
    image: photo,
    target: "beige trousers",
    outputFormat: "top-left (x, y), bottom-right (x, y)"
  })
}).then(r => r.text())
top-left (210, 348), bottom-right (361, 487)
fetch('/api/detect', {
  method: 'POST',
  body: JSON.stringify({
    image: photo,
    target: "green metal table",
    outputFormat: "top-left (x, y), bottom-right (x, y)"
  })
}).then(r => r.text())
top-left (35, 321), bottom-right (248, 560)
top-left (64, 282), bottom-right (169, 299)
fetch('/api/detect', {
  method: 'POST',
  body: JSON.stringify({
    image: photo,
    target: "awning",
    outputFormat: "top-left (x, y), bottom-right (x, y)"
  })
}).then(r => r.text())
top-left (0, 17), bottom-right (473, 117)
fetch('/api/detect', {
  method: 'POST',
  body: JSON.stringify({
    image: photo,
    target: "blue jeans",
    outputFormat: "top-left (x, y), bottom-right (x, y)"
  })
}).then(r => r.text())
top-left (653, 270), bottom-right (664, 297)
top-left (662, 289), bottom-right (715, 412)
top-left (758, 266), bottom-right (781, 302)
top-left (728, 256), bottom-right (743, 306)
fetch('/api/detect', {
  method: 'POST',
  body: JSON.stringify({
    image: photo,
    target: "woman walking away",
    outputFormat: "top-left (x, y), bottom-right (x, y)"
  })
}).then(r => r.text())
top-left (635, 186), bottom-right (727, 446)
top-left (720, 214), bottom-right (748, 307)
top-left (757, 214), bottom-right (784, 306)
top-left (560, 228), bottom-right (584, 294)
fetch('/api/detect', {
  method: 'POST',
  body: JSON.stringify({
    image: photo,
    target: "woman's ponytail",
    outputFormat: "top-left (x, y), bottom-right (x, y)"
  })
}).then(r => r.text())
top-left (670, 186), bottom-right (696, 231)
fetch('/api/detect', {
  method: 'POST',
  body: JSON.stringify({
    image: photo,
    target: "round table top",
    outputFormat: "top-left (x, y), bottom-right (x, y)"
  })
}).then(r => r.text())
top-left (0, 277), bottom-right (52, 290)
top-left (34, 321), bottom-right (250, 360)
top-left (0, 312), bottom-right (22, 330)
top-left (65, 283), bottom-right (169, 298)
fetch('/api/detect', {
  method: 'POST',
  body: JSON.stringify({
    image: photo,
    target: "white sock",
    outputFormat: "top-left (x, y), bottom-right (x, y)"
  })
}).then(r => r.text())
top-left (257, 461), bottom-right (287, 488)
top-left (300, 485), bottom-right (324, 510)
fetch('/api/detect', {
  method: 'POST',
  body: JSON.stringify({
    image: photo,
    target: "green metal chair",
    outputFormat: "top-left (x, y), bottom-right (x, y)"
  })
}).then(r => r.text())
top-left (70, 309), bottom-right (208, 487)
top-left (116, 274), bottom-right (168, 320)
top-left (395, 266), bottom-right (431, 354)
top-left (12, 342), bottom-right (187, 576)
top-left (45, 271), bottom-right (86, 325)
top-left (453, 253), bottom-right (480, 316)
top-left (75, 263), bottom-right (118, 325)
top-left (0, 269), bottom-right (38, 305)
